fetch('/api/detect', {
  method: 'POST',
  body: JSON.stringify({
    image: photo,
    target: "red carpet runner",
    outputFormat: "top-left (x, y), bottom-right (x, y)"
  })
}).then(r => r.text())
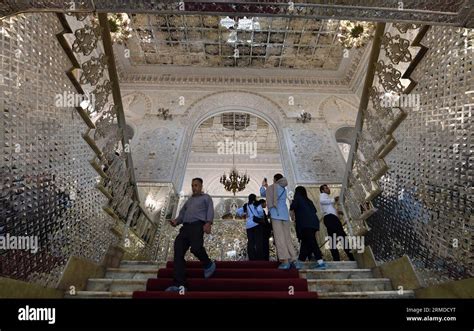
top-left (133, 261), bottom-right (318, 299)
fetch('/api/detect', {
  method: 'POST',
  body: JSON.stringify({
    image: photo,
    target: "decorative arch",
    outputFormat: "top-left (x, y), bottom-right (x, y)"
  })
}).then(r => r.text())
top-left (318, 95), bottom-right (358, 124)
top-left (173, 90), bottom-right (295, 192)
top-left (122, 92), bottom-right (153, 119)
top-left (183, 90), bottom-right (287, 120)
top-left (335, 125), bottom-right (355, 163)
top-left (335, 126), bottom-right (356, 145)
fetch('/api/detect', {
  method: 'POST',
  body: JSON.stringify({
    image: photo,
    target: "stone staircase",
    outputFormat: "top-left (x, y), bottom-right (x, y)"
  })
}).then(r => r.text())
top-left (65, 260), bottom-right (415, 299)
top-left (301, 261), bottom-right (414, 298)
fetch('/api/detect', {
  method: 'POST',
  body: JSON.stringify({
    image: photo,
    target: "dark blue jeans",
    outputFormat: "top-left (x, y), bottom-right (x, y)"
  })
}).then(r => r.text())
top-left (173, 221), bottom-right (212, 287)
top-left (246, 225), bottom-right (264, 260)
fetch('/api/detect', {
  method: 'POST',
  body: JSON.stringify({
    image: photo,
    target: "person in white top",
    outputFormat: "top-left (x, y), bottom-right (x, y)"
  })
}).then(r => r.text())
top-left (319, 184), bottom-right (355, 261)
top-left (236, 194), bottom-right (266, 260)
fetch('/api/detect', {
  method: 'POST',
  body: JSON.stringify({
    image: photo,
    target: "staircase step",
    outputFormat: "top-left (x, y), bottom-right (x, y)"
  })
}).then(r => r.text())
top-left (164, 260), bottom-right (359, 269)
top-left (105, 268), bottom-right (159, 279)
top-left (120, 261), bottom-right (166, 270)
top-left (147, 278), bottom-right (309, 292)
top-left (317, 290), bottom-right (415, 299)
top-left (123, 260), bottom-right (359, 269)
top-left (299, 269), bottom-right (373, 279)
top-left (65, 291), bottom-right (133, 299)
top-left (312, 261), bottom-right (359, 269)
top-left (308, 278), bottom-right (392, 292)
top-left (86, 279), bottom-right (147, 292)
top-left (133, 291), bottom-right (318, 299)
top-left (166, 261), bottom-right (280, 269)
top-left (158, 268), bottom-right (300, 279)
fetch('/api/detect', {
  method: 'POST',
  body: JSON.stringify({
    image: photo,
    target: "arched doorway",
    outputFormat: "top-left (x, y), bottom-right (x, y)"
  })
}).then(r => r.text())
top-left (335, 126), bottom-right (355, 163)
top-left (175, 111), bottom-right (284, 261)
top-left (173, 90), bottom-right (295, 192)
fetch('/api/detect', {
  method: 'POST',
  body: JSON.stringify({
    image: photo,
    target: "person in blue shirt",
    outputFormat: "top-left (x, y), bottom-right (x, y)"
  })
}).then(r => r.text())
top-left (290, 186), bottom-right (327, 269)
top-left (260, 174), bottom-right (298, 269)
top-left (166, 178), bottom-right (216, 292)
top-left (258, 199), bottom-right (271, 261)
top-left (236, 194), bottom-right (265, 260)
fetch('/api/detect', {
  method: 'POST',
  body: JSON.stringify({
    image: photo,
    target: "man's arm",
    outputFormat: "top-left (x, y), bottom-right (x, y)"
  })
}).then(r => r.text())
top-left (202, 196), bottom-right (214, 234)
top-left (174, 200), bottom-right (188, 224)
top-left (290, 198), bottom-right (297, 211)
top-left (206, 195), bottom-right (214, 223)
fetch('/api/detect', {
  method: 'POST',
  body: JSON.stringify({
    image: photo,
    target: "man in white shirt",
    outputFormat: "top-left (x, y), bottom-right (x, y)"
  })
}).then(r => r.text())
top-left (319, 184), bottom-right (355, 261)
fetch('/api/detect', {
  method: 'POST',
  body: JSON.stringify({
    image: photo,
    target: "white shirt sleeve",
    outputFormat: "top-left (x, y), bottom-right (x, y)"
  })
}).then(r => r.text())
top-left (320, 194), bottom-right (335, 205)
top-left (236, 207), bottom-right (245, 217)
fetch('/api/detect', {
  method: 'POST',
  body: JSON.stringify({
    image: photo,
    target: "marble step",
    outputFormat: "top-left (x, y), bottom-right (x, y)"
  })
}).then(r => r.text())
top-left (301, 261), bottom-right (359, 269)
top-left (120, 260), bottom-right (359, 270)
top-left (86, 279), bottom-right (147, 292)
top-left (317, 290), bottom-right (415, 299)
top-left (119, 261), bottom-right (166, 270)
top-left (300, 269), bottom-right (373, 279)
top-left (105, 268), bottom-right (159, 279)
top-left (66, 289), bottom-right (414, 299)
top-left (65, 291), bottom-right (133, 299)
top-left (308, 278), bottom-right (392, 292)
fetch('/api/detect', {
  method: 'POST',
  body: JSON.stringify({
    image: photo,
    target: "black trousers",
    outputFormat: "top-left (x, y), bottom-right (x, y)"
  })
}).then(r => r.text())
top-left (323, 214), bottom-right (355, 261)
top-left (298, 227), bottom-right (323, 262)
top-left (262, 223), bottom-right (271, 261)
top-left (173, 222), bottom-right (212, 287)
top-left (246, 225), bottom-right (264, 260)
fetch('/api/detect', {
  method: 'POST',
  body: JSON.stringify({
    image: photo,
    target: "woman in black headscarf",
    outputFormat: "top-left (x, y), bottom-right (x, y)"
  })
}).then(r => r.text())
top-left (290, 186), bottom-right (327, 269)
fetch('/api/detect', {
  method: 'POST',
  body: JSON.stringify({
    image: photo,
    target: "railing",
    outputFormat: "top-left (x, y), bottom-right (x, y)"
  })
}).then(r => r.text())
top-left (61, 12), bottom-right (155, 260)
top-left (339, 23), bottom-right (386, 236)
top-left (1, 1), bottom-right (472, 27)
top-left (340, 22), bottom-right (425, 235)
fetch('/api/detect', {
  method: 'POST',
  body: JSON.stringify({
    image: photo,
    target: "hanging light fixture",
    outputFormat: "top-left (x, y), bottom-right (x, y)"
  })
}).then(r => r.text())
top-left (337, 20), bottom-right (375, 49)
top-left (220, 113), bottom-right (250, 195)
top-left (297, 109), bottom-right (312, 123)
top-left (91, 13), bottom-right (132, 44)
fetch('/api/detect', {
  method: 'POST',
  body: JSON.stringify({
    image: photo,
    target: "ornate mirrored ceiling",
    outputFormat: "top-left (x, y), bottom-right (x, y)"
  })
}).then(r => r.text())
top-left (127, 14), bottom-right (344, 69)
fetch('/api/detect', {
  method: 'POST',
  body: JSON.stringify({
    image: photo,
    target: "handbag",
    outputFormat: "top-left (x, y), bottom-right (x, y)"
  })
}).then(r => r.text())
top-left (248, 205), bottom-right (265, 224)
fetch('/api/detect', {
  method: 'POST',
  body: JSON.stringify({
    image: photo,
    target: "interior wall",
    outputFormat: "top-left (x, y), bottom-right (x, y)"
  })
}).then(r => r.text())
top-left (0, 13), bottom-right (117, 287)
top-left (365, 26), bottom-right (473, 285)
top-left (123, 88), bottom-right (359, 190)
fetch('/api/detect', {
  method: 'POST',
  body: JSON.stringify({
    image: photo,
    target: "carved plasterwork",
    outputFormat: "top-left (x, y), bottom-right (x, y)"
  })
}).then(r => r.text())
top-left (319, 95), bottom-right (359, 126)
top-left (133, 126), bottom-right (182, 182)
top-left (174, 90), bottom-right (296, 191)
top-left (122, 92), bottom-right (153, 119)
top-left (122, 89), bottom-right (360, 188)
top-left (286, 127), bottom-right (346, 184)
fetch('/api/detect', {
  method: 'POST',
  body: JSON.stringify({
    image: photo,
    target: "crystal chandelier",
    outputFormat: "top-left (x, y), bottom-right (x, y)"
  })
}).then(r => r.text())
top-left (220, 113), bottom-right (250, 195)
top-left (297, 109), bottom-right (312, 123)
top-left (221, 169), bottom-right (250, 195)
top-left (337, 20), bottom-right (375, 49)
top-left (108, 13), bottom-right (132, 44)
top-left (91, 13), bottom-right (132, 44)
